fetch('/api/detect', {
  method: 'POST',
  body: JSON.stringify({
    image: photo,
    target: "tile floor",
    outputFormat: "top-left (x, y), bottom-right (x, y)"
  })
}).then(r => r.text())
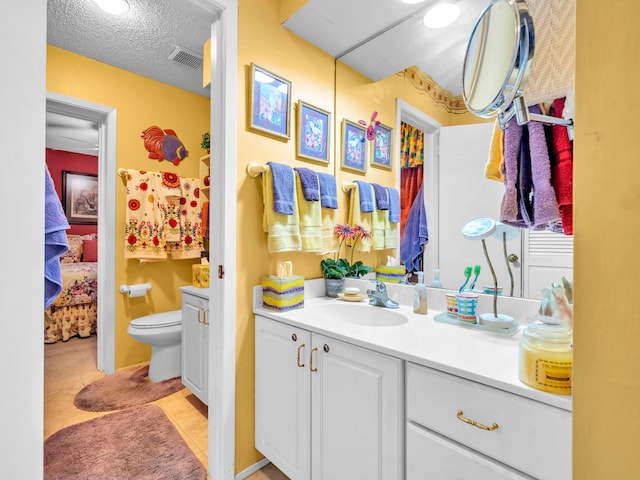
top-left (44, 334), bottom-right (288, 480)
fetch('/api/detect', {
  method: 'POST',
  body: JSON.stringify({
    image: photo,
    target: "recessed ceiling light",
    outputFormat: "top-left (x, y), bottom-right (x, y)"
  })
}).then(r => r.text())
top-left (399, 0), bottom-right (426, 4)
top-left (423, 3), bottom-right (461, 29)
top-left (93, 0), bottom-right (130, 15)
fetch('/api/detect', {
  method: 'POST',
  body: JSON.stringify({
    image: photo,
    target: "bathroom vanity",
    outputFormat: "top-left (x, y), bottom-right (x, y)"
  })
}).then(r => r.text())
top-left (180, 286), bottom-right (209, 405)
top-left (253, 280), bottom-right (571, 480)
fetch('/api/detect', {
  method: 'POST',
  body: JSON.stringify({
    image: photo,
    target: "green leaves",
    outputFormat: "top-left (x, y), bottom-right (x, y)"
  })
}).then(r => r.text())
top-left (320, 258), bottom-right (371, 279)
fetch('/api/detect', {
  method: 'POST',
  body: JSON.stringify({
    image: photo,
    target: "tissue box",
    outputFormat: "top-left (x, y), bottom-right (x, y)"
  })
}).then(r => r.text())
top-left (376, 265), bottom-right (406, 284)
top-left (192, 264), bottom-right (210, 288)
top-left (262, 275), bottom-right (304, 311)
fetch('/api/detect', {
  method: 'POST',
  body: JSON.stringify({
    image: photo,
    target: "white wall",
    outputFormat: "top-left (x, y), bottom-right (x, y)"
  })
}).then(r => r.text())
top-left (0, 0), bottom-right (46, 477)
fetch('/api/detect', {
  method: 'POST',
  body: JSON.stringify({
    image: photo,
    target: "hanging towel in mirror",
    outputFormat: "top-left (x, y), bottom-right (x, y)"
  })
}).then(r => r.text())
top-left (44, 166), bottom-right (70, 308)
top-left (317, 172), bottom-right (338, 209)
top-left (293, 167), bottom-right (320, 201)
top-left (348, 183), bottom-right (372, 253)
top-left (372, 183), bottom-right (389, 210)
top-left (353, 180), bottom-right (374, 213)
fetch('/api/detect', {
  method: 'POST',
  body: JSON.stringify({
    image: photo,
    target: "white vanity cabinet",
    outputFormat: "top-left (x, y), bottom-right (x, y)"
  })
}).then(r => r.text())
top-left (181, 288), bottom-right (209, 405)
top-left (255, 314), bottom-right (403, 480)
top-left (406, 362), bottom-right (571, 480)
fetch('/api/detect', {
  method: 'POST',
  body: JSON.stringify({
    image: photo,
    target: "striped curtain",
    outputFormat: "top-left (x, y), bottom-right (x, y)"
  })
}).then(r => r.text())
top-left (400, 122), bottom-right (425, 235)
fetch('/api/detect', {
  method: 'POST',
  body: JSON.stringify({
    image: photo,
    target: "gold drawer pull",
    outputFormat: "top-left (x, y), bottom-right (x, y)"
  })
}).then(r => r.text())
top-left (297, 343), bottom-right (306, 368)
top-left (456, 410), bottom-right (499, 431)
top-left (310, 347), bottom-right (318, 372)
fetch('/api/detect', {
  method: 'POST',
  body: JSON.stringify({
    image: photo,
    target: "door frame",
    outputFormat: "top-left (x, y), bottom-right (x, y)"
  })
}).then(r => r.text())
top-left (46, 92), bottom-right (117, 375)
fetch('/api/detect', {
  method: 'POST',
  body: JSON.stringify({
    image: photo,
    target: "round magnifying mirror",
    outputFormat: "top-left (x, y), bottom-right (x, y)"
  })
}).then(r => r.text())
top-left (461, 217), bottom-right (496, 240)
top-left (462, 0), bottom-right (534, 119)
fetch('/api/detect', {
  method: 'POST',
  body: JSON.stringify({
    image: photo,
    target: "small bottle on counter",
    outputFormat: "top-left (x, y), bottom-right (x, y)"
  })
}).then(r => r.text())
top-left (518, 316), bottom-right (572, 395)
top-left (431, 269), bottom-right (443, 288)
top-left (413, 271), bottom-right (428, 315)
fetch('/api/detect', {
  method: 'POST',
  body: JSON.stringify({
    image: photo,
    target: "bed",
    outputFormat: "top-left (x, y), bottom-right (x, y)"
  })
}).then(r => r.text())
top-left (45, 234), bottom-right (98, 343)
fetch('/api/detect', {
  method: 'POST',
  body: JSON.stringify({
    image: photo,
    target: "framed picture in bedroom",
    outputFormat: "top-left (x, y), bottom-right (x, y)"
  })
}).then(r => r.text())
top-left (340, 118), bottom-right (367, 174)
top-left (62, 171), bottom-right (98, 225)
top-left (248, 63), bottom-right (292, 140)
top-left (371, 123), bottom-right (393, 170)
top-left (296, 100), bottom-right (331, 164)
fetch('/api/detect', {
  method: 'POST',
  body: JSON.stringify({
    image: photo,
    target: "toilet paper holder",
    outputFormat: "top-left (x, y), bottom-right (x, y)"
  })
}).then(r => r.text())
top-left (119, 283), bottom-right (152, 298)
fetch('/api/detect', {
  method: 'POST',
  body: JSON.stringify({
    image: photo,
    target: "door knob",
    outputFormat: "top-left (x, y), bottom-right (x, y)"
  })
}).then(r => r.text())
top-left (507, 253), bottom-right (519, 263)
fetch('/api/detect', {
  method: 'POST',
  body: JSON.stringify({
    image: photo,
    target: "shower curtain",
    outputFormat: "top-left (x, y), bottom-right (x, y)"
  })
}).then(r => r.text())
top-left (400, 122), bottom-right (424, 237)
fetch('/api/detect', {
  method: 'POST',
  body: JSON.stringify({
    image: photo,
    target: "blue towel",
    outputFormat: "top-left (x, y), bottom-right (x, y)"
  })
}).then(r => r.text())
top-left (317, 172), bottom-right (338, 209)
top-left (44, 166), bottom-right (70, 308)
top-left (400, 185), bottom-right (428, 273)
top-left (386, 187), bottom-right (400, 223)
top-left (372, 183), bottom-right (389, 210)
top-left (293, 167), bottom-right (320, 201)
top-left (267, 162), bottom-right (295, 214)
top-left (353, 180), bottom-right (374, 213)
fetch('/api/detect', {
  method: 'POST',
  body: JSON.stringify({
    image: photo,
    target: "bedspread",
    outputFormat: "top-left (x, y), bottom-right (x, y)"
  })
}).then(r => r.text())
top-left (45, 262), bottom-right (97, 343)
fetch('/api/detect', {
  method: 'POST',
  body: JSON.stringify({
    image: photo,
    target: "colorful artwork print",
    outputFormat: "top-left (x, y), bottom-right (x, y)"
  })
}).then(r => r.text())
top-left (296, 101), bottom-right (330, 163)
top-left (62, 171), bottom-right (98, 225)
top-left (341, 119), bottom-right (367, 173)
top-left (249, 64), bottom-right (291, 140)
top-left (372, 123), bottom-right (393, 170)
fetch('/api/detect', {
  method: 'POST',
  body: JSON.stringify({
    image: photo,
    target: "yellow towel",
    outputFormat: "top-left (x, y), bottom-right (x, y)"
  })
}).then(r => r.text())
top-left (295, 174), bottom-right (322, 252)
top-left (485, 120), bottom-right (505, 182)
top-left (347, 182), bottom-right (372, 252)
top-left (384, 213), bottom-right (398, 249)
top-left (169, 176), bottom-right (204, 260)
top-left (371, 204), bottom-right (386, 250)
top-left (263, 166), bottom-right (302, 253)
top-left (321, 208), bottom-right (338, 254)
top-left (124, 170), bottom-right (167, 261)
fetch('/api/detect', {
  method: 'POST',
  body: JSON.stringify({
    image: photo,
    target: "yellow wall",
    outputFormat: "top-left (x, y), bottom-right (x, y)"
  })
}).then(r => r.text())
top-left (573, 1), bottom-right (640, 477)
top-left (234, 0), bottom-right (462, 471)
top-left (46, 46), bottom-right (210, 369)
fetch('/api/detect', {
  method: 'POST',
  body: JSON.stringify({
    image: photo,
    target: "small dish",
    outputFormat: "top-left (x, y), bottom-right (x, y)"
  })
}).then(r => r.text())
top-left (337, 293), bottom-right (366, 302)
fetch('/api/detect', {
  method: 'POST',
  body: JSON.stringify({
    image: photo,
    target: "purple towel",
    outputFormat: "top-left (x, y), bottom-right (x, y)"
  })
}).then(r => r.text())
top-left (400, 184), bottom-right (428, 273)
top-left (528, 105), bottom-right (560, 228)
top-left (44, 166), bottom-right (70, 308)
top-left (267, 162), bottom-right (295, 214)
top-left (353, 180), bottom-right (374, 213)
top-left (293, 167), bottom-right (320, 201)
top-left (518, 128), bottom-right (534, 227)
top-left (317, 172), bottom-right (338, 209)
top-left (386, 187), bottom-right (400, 223)
top-left (500, 115), bottom-right (522, 226)
top-left (371, 183), bottom-right (389, 210)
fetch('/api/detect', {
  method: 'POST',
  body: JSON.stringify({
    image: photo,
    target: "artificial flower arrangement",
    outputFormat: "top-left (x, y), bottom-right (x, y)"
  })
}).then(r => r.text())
top-left (320, 224), bottom-right (373, 279)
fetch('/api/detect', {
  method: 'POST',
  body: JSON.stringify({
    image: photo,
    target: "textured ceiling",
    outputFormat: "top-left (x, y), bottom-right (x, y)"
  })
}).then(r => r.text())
top-left (46, 0), bottom-right (216, 154)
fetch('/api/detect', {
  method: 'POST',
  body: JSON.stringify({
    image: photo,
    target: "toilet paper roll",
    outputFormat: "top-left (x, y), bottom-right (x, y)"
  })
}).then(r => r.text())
top-left (120, 283), bottom-right (151, 298)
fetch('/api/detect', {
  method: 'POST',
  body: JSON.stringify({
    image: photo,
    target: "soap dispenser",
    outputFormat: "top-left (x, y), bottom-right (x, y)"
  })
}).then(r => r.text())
top-left (431, 269), bottom-right (443, 288)
top-left (413, 271), bottom-right (428, 315)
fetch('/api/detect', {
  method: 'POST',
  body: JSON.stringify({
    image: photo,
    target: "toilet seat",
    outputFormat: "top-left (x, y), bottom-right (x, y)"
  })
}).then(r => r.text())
top-left (130, 310), bottom-right (181, 329)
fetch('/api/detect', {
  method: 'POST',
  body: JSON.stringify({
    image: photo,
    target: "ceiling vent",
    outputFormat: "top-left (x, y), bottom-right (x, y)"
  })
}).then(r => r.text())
top-left (168, 46), bottom-right (203, 70)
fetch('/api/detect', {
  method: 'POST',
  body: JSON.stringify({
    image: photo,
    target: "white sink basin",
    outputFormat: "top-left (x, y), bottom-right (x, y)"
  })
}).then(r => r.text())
top-left (307, 302), bottom-right (408, 327)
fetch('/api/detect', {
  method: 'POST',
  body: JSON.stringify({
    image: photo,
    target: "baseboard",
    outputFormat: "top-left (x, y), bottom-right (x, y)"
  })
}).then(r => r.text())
top-left (235, 458), bottom-right (270, 480)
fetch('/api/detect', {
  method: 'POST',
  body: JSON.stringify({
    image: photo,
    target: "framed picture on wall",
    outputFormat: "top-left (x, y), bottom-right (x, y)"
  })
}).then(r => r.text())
top-left (371, 123), bottom-right (393, 170)
top-left (340, 119), bottom-right (367, 174)
top-left (248, 63), bottom-right (291, 140)
top-left (296, 100), bottom-right (331, 164)
top-left (62, 171), bottom-right (98, 225)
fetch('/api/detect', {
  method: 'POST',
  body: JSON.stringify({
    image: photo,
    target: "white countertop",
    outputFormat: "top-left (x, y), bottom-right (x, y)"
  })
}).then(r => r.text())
top-left (253, 278), bottom-right (572, 412)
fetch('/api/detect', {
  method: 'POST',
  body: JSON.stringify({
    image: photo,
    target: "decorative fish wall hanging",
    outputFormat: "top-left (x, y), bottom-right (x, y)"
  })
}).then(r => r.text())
top-left (359, 111), bottom-right (380, 141)
top-left (141, 126), bottom-right (188, 166)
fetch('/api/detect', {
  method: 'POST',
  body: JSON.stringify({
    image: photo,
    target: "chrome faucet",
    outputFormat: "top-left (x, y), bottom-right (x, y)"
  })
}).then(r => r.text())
top-left (367, 281), bottom-right (400, 309)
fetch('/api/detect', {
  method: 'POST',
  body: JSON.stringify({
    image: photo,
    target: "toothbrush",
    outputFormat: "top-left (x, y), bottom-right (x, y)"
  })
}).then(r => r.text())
top-left (468, 265), bottom-right (481, 291)
top-left (459, 266), bottom-right (472, 293)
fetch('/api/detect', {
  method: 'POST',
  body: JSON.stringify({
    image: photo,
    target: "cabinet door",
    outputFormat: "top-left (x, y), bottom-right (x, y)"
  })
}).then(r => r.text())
top-left (311, 334), bottom-right (403, 480)
top-left (255, 315), bottom-right (311, 480)
top-left (406, 422), bottom-right (531, 480)
top-left (181, 293), bottom-right (208, 404)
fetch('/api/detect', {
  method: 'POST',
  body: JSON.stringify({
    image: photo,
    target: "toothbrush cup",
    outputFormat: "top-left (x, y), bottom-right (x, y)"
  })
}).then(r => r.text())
top-left (456, 292), bottom-right (479, 323)
top-left (445, 293), bottom-right (459, 317)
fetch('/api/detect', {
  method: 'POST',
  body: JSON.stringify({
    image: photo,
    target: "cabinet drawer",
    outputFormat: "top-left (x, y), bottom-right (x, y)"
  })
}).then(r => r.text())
top-left (407, 422), bottom-right (532, 480)
top-left (406, 363), bottom-right (571, 480)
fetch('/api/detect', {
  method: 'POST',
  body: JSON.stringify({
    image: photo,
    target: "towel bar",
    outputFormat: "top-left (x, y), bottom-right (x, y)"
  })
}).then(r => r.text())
top-left (342, 181), bottom-right (356, 193)
top-left (246, 162), bottom-right (268, 177)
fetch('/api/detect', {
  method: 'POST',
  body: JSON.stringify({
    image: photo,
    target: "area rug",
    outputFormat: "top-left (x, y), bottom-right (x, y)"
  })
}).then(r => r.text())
top-left (44, 404), bottom-right (206, 479)
top-left (74, 365), bottom-right (184, 412)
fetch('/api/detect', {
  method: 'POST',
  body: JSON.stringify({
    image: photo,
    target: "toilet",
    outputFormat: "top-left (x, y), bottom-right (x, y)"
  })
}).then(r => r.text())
top-left (127, 310), bottom-right (182, 382)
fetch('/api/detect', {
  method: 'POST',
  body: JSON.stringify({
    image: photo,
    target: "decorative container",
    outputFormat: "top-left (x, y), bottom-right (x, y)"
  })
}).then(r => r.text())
top-left (375, 265), bottom-right (406, 284)
top-left (324, 278), bottom-right (345, 298)
top-left (456, 292), bottom-right (479, 323)
top-left (192, 264), bottom-right (209, 288)
top-left (445, 293), bottom-right (458, 317)
top-left (262, 275), bottom-right (304, 311)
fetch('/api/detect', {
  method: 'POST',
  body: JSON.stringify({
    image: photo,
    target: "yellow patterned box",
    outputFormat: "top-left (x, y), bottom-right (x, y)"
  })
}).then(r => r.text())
top-left (192, 264), bottom-right (210, 288)
top-left (262, 275), bottom-right (304, 311)
top-left (376, 265), bottom-right (406, 284)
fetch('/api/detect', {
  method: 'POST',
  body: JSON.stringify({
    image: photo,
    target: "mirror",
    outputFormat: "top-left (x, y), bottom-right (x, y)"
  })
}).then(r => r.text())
top-left (462, 0), bottom-right (572, 130)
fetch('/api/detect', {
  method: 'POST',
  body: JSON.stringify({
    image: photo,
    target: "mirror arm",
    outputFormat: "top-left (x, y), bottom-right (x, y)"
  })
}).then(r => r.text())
top-left (501, 95), bottom-right (574, 139)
